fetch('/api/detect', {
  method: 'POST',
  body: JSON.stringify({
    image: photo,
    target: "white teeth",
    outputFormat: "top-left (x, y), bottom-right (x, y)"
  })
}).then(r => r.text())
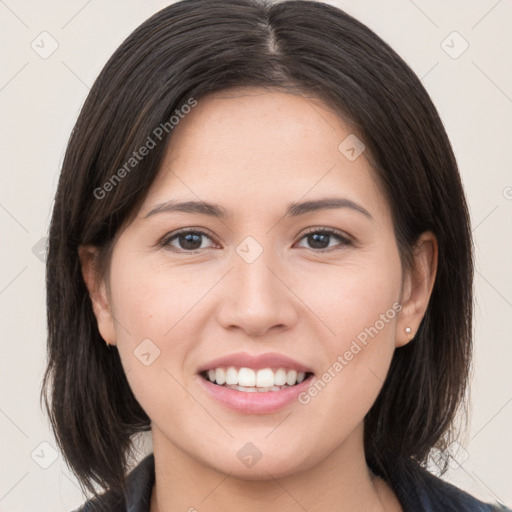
top-left (235, 385), bottom-right (258, 392)
top-left (238, 368), bottom-right (256, 387)
top-left (225, 366), bottom-right (238, 385)
top-left (256, 368), bottom-right (275, 387)
top-left (205, 366), bottom-right (310, 388)
top-left (274, 368), bottom-right (287, 386)
top-left (214, 368), bottom-right (226, 385)
top-left (225, 384), bottom-right (292, 392)
top-left (286, 369), bottom-right (297, 386)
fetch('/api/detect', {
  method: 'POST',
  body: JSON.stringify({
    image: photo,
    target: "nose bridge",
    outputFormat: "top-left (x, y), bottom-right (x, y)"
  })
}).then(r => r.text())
top-left (237, 246), bottom-right (279, 299)
top-left (216, 236), bottom-right (298, 335)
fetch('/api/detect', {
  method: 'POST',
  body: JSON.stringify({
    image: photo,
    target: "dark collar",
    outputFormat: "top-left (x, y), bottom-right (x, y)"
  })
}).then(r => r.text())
top-left (124, 453), bottom-right (155, 511)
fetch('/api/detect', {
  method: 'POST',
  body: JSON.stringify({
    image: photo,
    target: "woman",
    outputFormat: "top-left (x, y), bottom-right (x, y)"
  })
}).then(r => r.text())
top-left (41, 0), bottom-right (510, 510)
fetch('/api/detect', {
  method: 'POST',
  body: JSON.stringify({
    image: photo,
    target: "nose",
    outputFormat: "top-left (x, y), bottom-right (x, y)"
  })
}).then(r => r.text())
top-left (215, 246), bottom-right (299, 337)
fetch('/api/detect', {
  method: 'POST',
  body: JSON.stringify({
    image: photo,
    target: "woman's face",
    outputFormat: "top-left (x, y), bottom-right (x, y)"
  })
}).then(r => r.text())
top-left (85, 87), bottom-right (427, 478)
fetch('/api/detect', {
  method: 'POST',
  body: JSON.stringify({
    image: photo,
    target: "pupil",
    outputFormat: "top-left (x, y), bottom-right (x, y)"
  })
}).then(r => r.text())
top-left (180, 233), bottom-right (201, 250)
top-left (309, 233), bottom-right (329, 249)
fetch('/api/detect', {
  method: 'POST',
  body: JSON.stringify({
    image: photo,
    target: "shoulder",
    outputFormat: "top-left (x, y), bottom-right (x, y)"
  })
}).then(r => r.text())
top-left (384, 457), bottom-right (511, 512)
top-left (71, 453), bottom-right (155, 512)
top-left (71, 491), bottom-right (124, 512)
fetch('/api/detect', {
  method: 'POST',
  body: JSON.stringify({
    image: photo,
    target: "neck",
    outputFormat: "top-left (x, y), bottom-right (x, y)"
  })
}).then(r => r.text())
top-left (149, 423), bottom-right (402, 512)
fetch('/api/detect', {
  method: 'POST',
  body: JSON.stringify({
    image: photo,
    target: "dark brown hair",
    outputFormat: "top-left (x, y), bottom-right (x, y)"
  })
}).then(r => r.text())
top-left (41, 0), bottom-right (473, 500)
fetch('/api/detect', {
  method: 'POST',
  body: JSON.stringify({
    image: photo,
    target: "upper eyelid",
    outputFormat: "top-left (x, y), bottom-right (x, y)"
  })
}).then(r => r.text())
top-left (300, 226), bottom-right (352, 240)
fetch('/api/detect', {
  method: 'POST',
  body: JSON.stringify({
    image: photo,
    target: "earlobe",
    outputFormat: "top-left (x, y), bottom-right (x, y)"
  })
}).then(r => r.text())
top-left (78, 244), bottom-right (117, 346)
top-left (396, 232), bottom-right (438, 347)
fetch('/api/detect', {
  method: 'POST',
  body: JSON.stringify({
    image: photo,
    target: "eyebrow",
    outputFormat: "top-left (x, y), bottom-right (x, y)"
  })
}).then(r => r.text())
top-left (144, 197), bottom-right (373, 220)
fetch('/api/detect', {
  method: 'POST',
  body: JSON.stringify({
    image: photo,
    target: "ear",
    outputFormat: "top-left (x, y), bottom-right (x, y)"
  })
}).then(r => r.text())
top-left (396, 231), bottom-right (438, 347)
top-left (78, 244), bottom-right (117, 346)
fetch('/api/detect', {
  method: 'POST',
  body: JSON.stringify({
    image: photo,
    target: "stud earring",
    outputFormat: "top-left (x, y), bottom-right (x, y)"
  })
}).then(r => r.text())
top-left (405, 327), bottom-right (411, 334)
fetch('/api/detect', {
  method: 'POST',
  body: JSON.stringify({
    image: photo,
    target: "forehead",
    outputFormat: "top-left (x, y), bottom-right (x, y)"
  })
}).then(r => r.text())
top-left (139, 87), bottom-right (388, 222)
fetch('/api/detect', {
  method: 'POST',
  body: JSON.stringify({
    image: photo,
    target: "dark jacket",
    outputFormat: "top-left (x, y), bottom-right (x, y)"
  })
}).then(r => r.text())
top-left (74, 453), bottom-right (510, 512)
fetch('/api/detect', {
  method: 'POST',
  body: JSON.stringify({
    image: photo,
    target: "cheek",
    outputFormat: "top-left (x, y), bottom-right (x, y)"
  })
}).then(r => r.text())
top-left (106, 255), bottom-right (218, 401)
top-left (291, 252), bottom-right (402, 432)
top-left (107, 266), bottom-right (198, 424)
top-left (109, 254), bottom-right (210, 342)
top-left (293, 251), bottom-right (402, 348)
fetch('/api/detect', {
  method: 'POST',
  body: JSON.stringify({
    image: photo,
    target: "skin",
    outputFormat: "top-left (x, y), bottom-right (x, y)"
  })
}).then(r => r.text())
top-left (79, 87), bottom-right (437, 512)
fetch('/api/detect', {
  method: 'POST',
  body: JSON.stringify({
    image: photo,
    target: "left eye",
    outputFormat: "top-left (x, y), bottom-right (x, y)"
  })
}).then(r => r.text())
top-left (160, 228), bottom-right (351, 253)
top-left (295, 228), bottom-right (352, 251)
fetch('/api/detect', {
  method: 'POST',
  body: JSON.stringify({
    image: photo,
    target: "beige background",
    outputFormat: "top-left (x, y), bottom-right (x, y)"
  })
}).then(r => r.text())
top-left (1, 0), bottom-right (511, 510)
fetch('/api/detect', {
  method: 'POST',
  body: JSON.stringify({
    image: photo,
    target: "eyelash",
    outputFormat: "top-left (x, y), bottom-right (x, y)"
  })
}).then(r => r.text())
top-left (158, 227), bottom-right (353, 254)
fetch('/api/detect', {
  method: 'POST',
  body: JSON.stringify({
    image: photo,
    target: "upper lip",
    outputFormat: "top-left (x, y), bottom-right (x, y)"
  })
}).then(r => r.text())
top-left (197, 351), bottom-right (314, 374)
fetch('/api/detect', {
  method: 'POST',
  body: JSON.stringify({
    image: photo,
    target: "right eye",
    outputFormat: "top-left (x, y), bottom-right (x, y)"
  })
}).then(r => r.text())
top-left (159, 228), bottom-right (219, 253)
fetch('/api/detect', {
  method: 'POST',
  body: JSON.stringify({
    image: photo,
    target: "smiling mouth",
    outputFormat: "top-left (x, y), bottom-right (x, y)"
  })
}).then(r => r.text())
top-left (199, 367), bottom-right (315, 392)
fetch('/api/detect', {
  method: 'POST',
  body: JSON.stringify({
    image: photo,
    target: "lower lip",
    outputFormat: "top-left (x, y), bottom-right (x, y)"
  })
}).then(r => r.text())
top-left (197, 374), bottom-right (315, 414)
